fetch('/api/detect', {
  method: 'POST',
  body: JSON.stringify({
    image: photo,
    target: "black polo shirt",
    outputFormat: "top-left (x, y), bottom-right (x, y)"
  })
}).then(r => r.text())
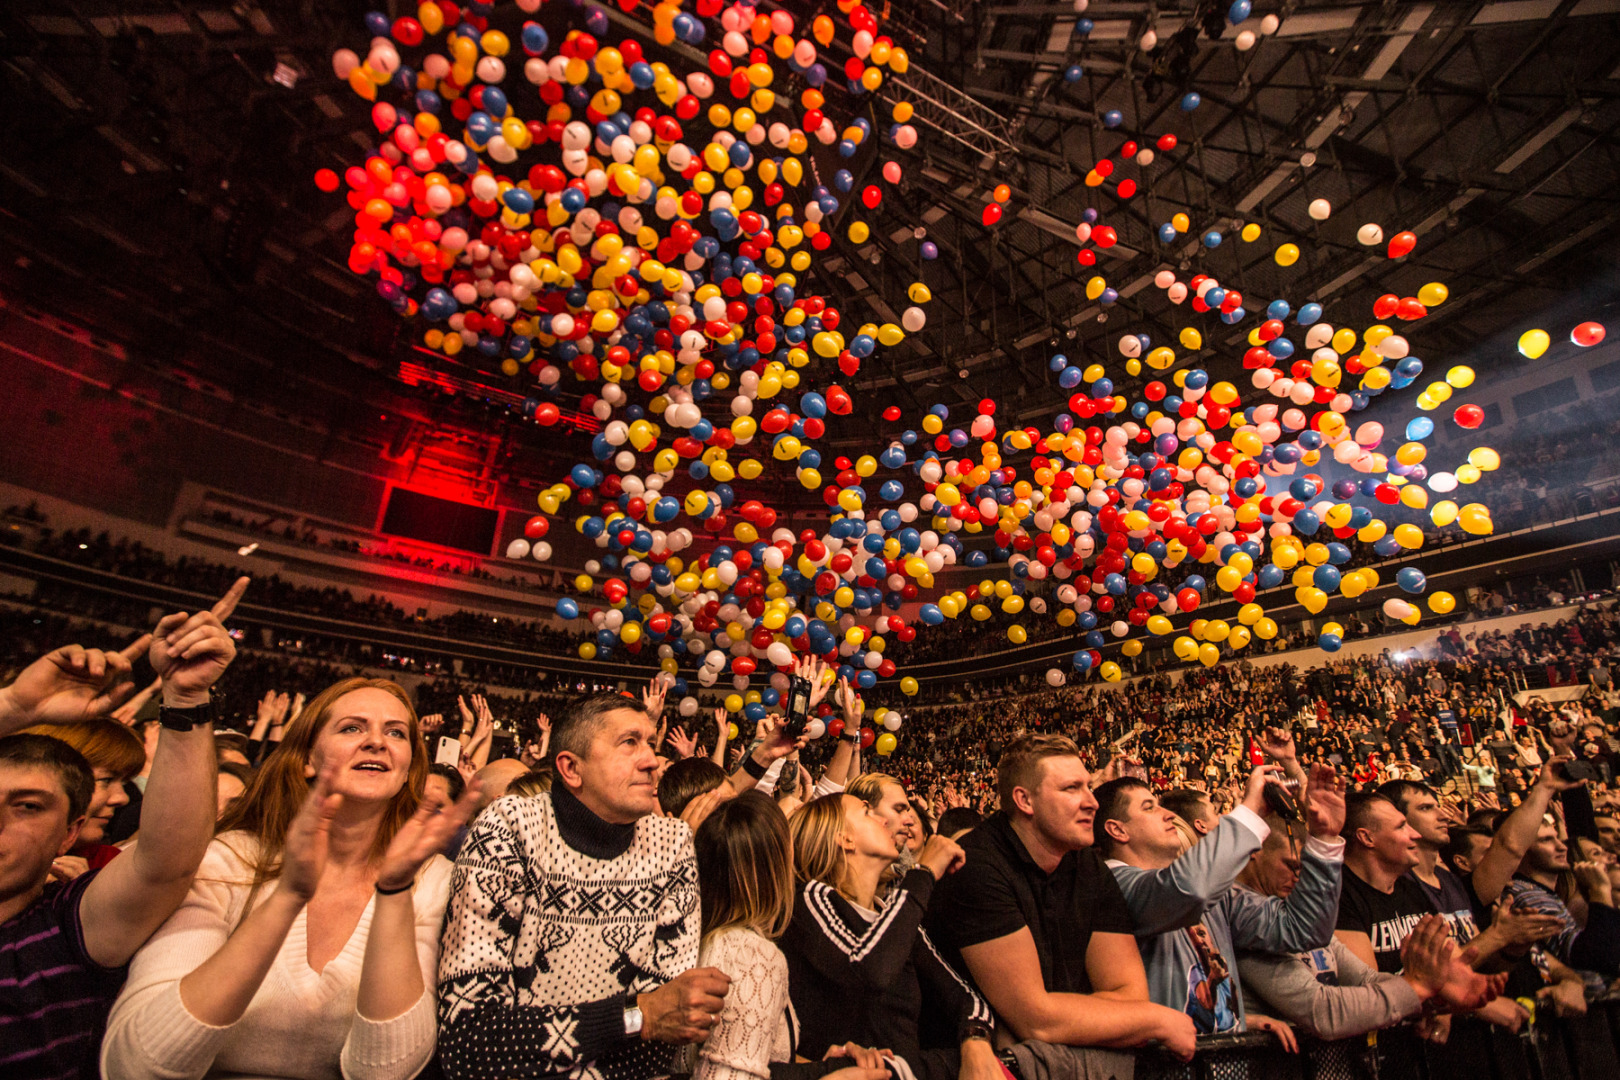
top-left (925, 811), bottom-right (1134, 995)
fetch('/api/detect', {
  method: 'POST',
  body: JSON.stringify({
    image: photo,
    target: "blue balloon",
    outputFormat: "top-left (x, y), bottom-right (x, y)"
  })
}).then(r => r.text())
top-left (1180, 92), bottom-right (1202, 111)
top-left (1203, 230), bottom-right (1223, 248)
top-left (556, 597), bottom-right (579, 619)
top-left (1297, 302), bottom-right (1323, 326)
top-left (1405, 416), bottom-right (1435, 441)
top-left (1397, 567), bottom-right (1428, 594)
top-left (1228, 0), bottom-right (1253, 23)
top-left (1319, 633), bottom-right (1342, 653)
top-left (1064, 64), bottom-right (1084, 82)
top-left (1313, 565), bottom-right (1342, 592)
top-left (920, 604), bottom-right (945, 625)
top-left (1103, 110), bottom-right (1124, 128)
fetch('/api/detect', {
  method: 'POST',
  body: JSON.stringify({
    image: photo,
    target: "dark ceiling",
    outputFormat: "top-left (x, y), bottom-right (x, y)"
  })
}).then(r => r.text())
top-left (3, 0), bottom-right (1620, 508)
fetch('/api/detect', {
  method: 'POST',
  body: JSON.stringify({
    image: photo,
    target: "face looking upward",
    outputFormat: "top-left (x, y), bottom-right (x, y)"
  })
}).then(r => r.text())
top-left (305, 688), bottom-right (416, 805)
top-left (1107, 788), bottom-right (1184, 864)
top-left (560, 707), bottom-right (660, 825)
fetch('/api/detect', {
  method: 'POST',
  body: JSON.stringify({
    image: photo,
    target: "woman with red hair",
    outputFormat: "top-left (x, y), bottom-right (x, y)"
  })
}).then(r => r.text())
top-left (103, 677), bottom-right (481, 1080)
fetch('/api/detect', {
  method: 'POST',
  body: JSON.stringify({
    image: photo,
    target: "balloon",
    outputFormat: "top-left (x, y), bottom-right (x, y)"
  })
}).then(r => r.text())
top-left (1307, 198), bottom-right (1331, 221)
top-left (1387, 231), bottom-right (1416, 258)
top-left (1517, 329), bottom-right (1550, 359)
top-left (1572, 322), bottom-right (1606, 347)
top-left (875, 732), bottom-right (897, 756)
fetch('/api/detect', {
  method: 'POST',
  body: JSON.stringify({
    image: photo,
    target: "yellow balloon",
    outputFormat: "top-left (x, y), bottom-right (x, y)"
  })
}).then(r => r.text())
top-left (1393, 523), bottom-right (1424, 549)
top-left (1428, 591), bottom-right (1456, 614)
top-left (1198, 643), bottom-right (1221, 667)
top-left (1518, 329), bottom-right (1550, 359)
top-left (1430, 500), bottom-right (1459, 527)
top-left (1274, 243), bottom-right (1300, 267)
top-left (1008, 624), bottom-right (1028, 644)
top-left (1418, 282), bottom-right (1449, 307)
top-left (1255, 617), bottom-right (1278, 640)
top-left (578, 642), bottom-right (597, 660)
top-left (1446, 365), bottom-right (1475, 388)
top-left (1122, 640), bottom-right (1144, 657)
top-left (1100, 661), bottom-right (1122, 682)
top-left (1180, 327), bottom-right (1203, 350)
top-left (1467, 447), bottom-right (1501, 471)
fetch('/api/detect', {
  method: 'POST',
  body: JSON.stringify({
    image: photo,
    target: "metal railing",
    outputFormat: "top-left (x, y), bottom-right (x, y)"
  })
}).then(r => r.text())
top-left (1136, 993), bottom-right (1620, 1080)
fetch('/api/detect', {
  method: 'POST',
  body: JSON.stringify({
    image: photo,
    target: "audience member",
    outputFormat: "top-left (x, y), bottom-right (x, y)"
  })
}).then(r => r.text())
top-left (926, 734), bottom-right (1197, 1064)
top-left (102, 676), bottom-right (482, 1080)
top-left (1097, 756), bottom-right (1346, 1037)
top-left (782, 792), bottom-right (991, 1080)
top-left (1, 578), bottom-right (246, 1080)
top-left (436, 692), bottom-right (727, 1080)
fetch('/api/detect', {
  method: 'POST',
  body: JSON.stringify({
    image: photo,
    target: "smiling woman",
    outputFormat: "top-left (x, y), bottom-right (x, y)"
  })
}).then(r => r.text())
top-left (101, 676), bottom-right (485, 1080)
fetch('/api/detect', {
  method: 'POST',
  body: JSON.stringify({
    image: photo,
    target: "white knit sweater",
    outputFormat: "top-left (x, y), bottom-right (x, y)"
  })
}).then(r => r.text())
top-left (100, 834), bottom-right (452, 1080)
top-left (680, 929), bottom-right (793, 1080)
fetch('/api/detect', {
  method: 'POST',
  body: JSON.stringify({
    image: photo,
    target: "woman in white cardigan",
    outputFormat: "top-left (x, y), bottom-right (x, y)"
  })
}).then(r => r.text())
top-left (103, 677), bottom-right (482, 1080)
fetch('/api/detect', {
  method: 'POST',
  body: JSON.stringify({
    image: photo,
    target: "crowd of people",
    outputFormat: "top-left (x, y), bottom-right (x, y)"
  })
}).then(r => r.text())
top-left (6, 570), bottom-right (1620, 1080)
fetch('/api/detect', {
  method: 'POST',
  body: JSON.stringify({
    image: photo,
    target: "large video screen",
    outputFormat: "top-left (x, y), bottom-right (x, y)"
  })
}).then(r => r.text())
top-left (380, 488), bottom-right (499, 554)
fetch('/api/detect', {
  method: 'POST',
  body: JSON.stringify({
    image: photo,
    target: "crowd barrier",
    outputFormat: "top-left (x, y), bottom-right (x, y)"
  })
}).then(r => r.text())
top-left (1137, 993), bottom-right (1620, 1080)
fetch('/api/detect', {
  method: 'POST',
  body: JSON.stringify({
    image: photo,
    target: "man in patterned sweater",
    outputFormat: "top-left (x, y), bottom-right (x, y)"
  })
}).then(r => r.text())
top-left (438, 692), bottom-right (731, 1080)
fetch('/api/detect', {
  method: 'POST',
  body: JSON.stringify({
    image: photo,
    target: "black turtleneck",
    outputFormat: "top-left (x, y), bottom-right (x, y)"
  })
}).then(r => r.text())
top-left (551, 784), bottom-right (637, 860)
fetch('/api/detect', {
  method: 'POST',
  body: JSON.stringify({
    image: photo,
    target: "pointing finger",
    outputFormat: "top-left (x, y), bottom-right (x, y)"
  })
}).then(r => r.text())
top-left (211, 576), bottom-right (250, 621)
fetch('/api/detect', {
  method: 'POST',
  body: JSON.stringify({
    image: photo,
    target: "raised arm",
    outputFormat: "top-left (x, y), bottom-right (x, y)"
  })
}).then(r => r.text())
top-left (0, 637), bottom-right (150, 736)
top-left (1110, 767), bottom-right (1276, 937)
top-left (80, 577), bottom-right (247, 967)
top-left (1471, 757), bottom-right (1583, 906)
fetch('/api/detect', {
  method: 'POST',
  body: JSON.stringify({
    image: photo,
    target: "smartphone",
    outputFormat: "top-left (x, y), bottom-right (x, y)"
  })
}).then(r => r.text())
top-left (435, 736), bottom-right (462, 767)
top-left (784, 675), bottom-right (813, 738)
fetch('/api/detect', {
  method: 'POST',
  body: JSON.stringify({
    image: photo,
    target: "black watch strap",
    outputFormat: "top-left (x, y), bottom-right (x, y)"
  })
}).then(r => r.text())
top-left (157, 700), bottom-right (217, 731)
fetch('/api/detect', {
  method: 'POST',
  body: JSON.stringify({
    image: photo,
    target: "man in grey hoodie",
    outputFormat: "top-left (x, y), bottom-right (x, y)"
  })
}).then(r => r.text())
top-left (1094, 760), bottom-right (1347, 1036)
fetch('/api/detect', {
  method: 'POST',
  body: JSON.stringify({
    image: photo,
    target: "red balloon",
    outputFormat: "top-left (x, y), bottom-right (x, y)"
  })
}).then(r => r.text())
top-left (1093, 225), bottom-right (1118, 249)
top-left (1372, 294), bottom-right (1399, 319)
top-left (861, 185), bottom-right (882, 209)
top-left (1387, 231), bottom-right (1416, 258)
top-left (982, 203), bottom-right (1002, 226)
top-left (859, 727), bottom-right (876, 749)
top-left (883, 406), bottom-right (902, 421)
top-left (314, 168), bottom-right (340, 192)
top-left (1572, 322), bottom-right (1606, 347)
top-left (1177, 588), bottom-right (1200, 612)
top-left (1156, 132), bottom-right (1178, 151)
top-left (1452, 404), bottom-right (1484, 429)
top-left (524, 515), bottom-right (551, 539)
top-left (1117, 179), bottom-right (1137, 200)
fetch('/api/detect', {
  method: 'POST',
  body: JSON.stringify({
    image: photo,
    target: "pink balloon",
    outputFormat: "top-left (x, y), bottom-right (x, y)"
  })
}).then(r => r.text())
top-left (882, 161), bottom-right (902, 184)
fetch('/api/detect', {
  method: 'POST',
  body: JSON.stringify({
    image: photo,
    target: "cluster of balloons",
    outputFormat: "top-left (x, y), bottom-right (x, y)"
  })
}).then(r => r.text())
top-left (318, 0), bottom-right (1561, 717)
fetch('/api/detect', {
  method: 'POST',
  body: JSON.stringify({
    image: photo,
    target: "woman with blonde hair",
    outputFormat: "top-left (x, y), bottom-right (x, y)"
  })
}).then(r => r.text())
top-left (782, 794), bottom-right (1000, 1080)
top-left (102, 677), bottom-right (482, 1080)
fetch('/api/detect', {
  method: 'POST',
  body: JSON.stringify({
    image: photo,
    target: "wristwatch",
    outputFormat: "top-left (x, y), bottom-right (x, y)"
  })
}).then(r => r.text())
top-left (623, 1001), bottom-right (644, 1037)
top-left (157, 700), bottom-right (217, 732)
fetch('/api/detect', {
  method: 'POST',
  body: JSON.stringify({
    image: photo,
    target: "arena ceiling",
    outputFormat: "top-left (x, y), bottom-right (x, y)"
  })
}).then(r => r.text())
top-left (3, 0), bottom-right (1620, 504)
